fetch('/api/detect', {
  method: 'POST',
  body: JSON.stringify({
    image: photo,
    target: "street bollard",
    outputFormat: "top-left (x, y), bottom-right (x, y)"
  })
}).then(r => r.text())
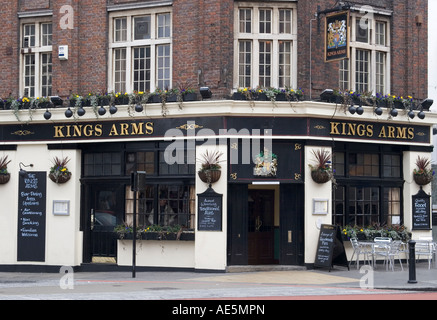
top-left (408, 240), bottom-right (417, 284)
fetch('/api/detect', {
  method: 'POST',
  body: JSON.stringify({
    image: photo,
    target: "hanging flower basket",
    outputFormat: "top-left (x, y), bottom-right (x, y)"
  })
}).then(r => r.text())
top-left (311, 169), bottom-right (331, 184)
top-left (49, 156), bottom-right (72, 184)
top-left (0, 173), bottom-right (10, 184)
top-left (413, 156), bottom-right (434, 186)
top-left (49, 172), bottom-right (72, 184)
top-left (198, 169), bottom-right (221, 184)
top-left (413, 173), bottom-right (433, 186)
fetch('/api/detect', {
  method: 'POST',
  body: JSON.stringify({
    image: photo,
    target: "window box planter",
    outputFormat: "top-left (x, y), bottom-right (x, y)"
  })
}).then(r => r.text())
top-left (182, 92), bottom-right (197, 101)
top-left (119, 231), bottom-right (195, 241)
top-left (232, 92), bottom-right (247, 100)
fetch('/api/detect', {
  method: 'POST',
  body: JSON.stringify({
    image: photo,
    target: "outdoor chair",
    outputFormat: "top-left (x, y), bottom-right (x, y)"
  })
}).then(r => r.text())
top-left (349, 238), bottom-right (373, 269)
top-left (373, 240), bottom-right (403, 271)
top-left (415, 239), bottom-right (434, 269)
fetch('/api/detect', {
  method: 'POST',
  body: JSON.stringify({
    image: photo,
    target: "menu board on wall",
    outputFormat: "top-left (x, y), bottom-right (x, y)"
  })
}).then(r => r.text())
top-left (197, 187), bottom-right (222, 231)
top-left (412, 188), bottom-right (431, 230)
top-left (17, 172), bottom-right (47, 262)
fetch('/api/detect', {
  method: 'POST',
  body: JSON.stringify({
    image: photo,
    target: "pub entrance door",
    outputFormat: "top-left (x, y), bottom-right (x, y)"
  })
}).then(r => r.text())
top-left (248, 189), bottom-right (277, 264)
top-left (228, 184), bottom-right (304, 266)
top-left (82, 182), bottom-right (125, 263)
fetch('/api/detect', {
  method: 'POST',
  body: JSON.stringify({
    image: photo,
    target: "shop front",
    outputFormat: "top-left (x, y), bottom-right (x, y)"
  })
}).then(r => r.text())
top-left (0, 101), bottom-right (435, 272)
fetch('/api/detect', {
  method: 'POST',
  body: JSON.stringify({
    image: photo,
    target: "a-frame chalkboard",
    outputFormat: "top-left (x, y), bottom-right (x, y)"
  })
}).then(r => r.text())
top-left (314, 224), bottom-right (349, 271)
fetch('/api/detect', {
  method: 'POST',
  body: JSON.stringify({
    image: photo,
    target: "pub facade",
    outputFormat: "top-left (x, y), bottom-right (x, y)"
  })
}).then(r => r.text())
top-left (0, 0), bottom-right (434, 272)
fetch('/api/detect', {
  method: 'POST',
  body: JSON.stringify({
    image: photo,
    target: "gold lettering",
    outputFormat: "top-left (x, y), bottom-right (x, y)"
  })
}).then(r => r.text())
top-left (120, 123), bottom-right (129, 136)
top-left (357, 124), bottom-right (366, 136)
top-left (66, 125), bottom-right (72, 137)
top-left (379, 126), bottom-right (386, 138)
top-left (367, 124), bottom-right (373, 137)
top-left (330, 122), bottom-right (340, 135)
top-left (54, 126), bottom-right (65, 138)
top-left (83, 124), bottom-right (93, 137)
top-left (145, 122), bottom-right (154, 134)
top-left (73, 125), bottom-right (82, 137)
top-left (396, 127), bottom-right (407, 139)
top-left (131, 123), bottom-right (144, 135)
top-left (347, 123), bottom-right (356, 136)
top-left (94, 124), bottom-right (103, 137)
top-left (408, 127), bottom-right (415, 139)
top-left (109, 124), bottom-right (119, 136)
top-left (387, 126), bottom-right (395, 138)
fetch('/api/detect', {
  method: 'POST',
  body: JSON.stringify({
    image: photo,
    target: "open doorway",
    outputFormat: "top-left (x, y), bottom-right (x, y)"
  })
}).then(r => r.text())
top-left (248, 188), bottom-right (279, 265)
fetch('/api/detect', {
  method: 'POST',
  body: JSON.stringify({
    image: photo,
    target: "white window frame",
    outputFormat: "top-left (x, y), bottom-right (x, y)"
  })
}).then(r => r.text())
top-left (108, 7), bottom-right (172, 94)
top-left (19, 17), bottom-right (53, 98)
top-left (339, 14), bottom-right (390, 94)
top-left (234, 2), bottom-right (297, 90)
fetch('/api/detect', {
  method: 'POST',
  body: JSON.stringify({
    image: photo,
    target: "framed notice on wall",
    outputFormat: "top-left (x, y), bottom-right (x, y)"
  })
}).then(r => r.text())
top-left (325, 11), bottom-right (350, 62)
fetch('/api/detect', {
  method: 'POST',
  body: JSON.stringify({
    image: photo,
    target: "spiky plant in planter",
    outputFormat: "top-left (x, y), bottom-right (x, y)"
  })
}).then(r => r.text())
top-left (308, 149), bottom-right (334, 184)
top-left (413, 156), bottom-right (434, 186)
top-left (0, 155), bottom-right (11, 184)
top-left (49, 156), bottom-right (72, 184)
top-left (198, 149), bottom-right (224, 185)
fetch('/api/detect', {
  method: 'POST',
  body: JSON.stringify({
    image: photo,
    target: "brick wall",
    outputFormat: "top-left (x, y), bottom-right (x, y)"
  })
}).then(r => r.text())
top-left (0, 0), bottom-right (429, 101)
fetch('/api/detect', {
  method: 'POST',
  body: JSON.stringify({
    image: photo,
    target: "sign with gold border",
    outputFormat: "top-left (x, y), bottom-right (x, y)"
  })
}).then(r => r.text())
top-left (325, 11), bottom-right (350, 62)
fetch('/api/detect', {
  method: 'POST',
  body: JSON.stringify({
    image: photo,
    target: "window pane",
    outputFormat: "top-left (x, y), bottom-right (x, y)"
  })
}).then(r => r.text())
top-left (279, 41), bottom-right (291, 88)
top-left (239, 9), bottom-right (252, 33)
top-left (24, 54), bottom-right (35, 97)
top-left (376, 52), bottom-right (386, 94)
top-left (355, 49), bottom-right (369, 92)
top-left (114, 18), bottom-right (127, 42)
top-left (114, 48), bottom-right (126, 93)
top-left (356, 19), bottom-right (369, 43)
top-left (157, 44), bottom-right (171, 89)
top-left (259, 9), bottom-right (272, 33)
top-left (157, 13), bottom-right (171, 38)
top-left (41, 53), bottom-right (52, 96)
top-left (239, 41), bottom-right (251, 87)
top-left (279, 9), bottom-right (292, 34)
top-left (259, 41), bottom-right (271, 87)
top-left (41, 23), bottom-right (52, 46)
top-left (23, 24), bottom-right (35, 48)
top-left (134, 16), bottom-right (151, 40)
top-left (133, 47), bottom-right (151, 92)
top-left (376, 21), bottom-right (386, 46)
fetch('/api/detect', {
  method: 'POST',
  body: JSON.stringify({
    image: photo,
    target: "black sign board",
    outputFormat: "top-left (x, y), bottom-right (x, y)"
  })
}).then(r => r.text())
top-left (197, 187), bottom-right (222, 231)
top-left (412, 188), bottom-right (431, 230)
top-left (314, 224), bottom-right (348, 271)
top-left (17, 171), bottom-right (47, 262)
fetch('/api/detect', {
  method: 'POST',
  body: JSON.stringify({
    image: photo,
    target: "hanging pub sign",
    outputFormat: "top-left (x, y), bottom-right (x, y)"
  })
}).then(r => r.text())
top-left (325, 11), bottom-right (350, 62)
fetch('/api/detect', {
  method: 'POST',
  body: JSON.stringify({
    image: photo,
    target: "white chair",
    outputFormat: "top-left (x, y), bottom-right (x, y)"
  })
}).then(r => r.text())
top-left (415, 240), bottom-right (434, 269)
top-left (374, 240), bottom-right (404, 271)
top-left (372, 237), bottom-right (391, 268)
top-left (349, 238), bottom-right (373, 269)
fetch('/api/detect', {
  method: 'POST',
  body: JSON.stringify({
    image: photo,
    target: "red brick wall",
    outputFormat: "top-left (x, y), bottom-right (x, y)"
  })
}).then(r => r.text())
top-left (0, 0), bottom-right (429, 101)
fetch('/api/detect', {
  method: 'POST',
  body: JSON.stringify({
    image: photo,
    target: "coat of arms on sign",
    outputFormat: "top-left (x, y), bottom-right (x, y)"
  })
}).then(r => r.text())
top-left (253, 149), bottom-right (277, 177)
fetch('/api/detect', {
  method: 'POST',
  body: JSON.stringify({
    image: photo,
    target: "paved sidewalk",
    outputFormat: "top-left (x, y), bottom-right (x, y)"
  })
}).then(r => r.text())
top-left (0, 262), bottom-right (435, 300)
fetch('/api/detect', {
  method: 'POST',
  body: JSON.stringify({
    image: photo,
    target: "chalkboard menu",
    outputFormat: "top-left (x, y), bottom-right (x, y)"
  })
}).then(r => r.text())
top-left (314, 224), bottom-right (348, 271)
top-left (197, 187), bottom-right (222, 231)
top-left (412, 188), bottom-right (431, 230)
top-left (17, 172), bottom-right (47, 262)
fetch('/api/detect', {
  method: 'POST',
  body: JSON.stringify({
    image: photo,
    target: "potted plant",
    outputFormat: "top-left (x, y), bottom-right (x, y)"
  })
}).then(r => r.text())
top-left (49, 156), bottom-right (72, 184)
top-left (198, 149), bottom-right (223, 184)
top-left (413, 156), bottom-right (434, 185)
top-left (308, 149), bottom-right (333, 184)
top-left (0, 155), bottom-right (11, 184)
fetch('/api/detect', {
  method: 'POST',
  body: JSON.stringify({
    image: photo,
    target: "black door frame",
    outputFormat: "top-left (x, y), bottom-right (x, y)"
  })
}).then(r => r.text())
top-left (227, 183), bottom-right (304, 266)
top-left (81, 179), bottom-right (127, 263)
